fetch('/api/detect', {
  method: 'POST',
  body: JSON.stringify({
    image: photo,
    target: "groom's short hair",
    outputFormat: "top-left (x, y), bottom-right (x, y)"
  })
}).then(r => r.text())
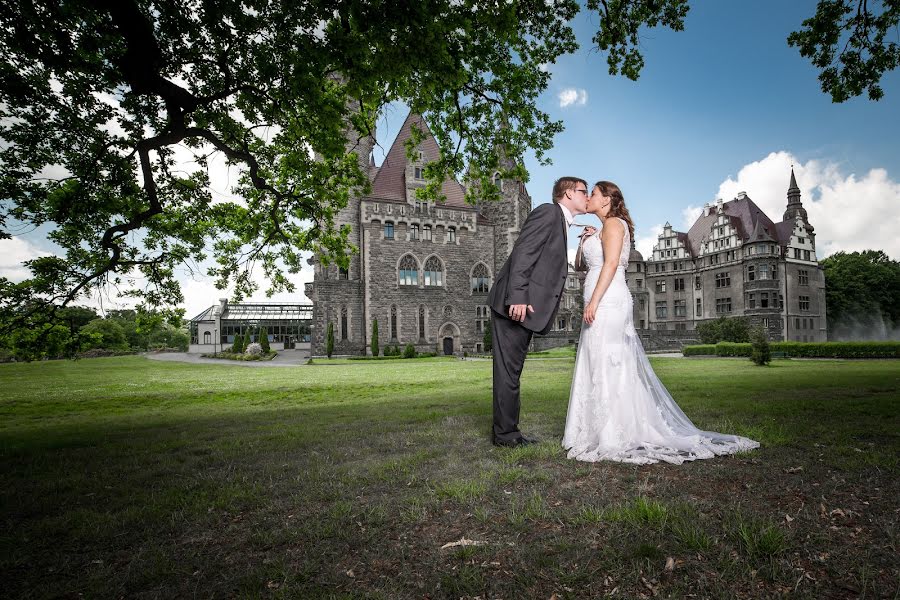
top-left (552, 177), bottom-right (588, 203)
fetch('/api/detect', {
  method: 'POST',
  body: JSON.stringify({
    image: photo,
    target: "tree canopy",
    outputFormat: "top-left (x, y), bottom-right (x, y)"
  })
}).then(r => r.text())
top-left (1, 0), bottom-right (897, 344)
top-left (822, 250), bottom-right (900, 340)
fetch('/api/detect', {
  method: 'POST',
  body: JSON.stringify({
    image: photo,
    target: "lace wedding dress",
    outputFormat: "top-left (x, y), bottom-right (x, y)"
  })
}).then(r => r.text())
top-left (562, 218), bottom-right (760, 464)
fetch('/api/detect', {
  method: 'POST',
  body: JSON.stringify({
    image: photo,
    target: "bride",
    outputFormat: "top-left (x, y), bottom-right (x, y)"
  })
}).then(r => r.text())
top-left (562, 181), bottom-right (760, 464)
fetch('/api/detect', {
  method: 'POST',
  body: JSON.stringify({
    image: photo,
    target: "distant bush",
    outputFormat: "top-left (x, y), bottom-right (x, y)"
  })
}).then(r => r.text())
top-left (696, 317), bottom-right (750, 344)
top-left (682, 344), bottom-right (716, 356)
top-left (681, 341), bottom-right (900, 359)
top-left (245, 342), bottom-right (263, 356)
top-left (403, 344), bottom-right (417, 359)
top-left (750, 328), bottom-right (771, 366)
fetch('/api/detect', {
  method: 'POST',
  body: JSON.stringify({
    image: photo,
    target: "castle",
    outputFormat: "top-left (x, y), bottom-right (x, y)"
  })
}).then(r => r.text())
top-left (305, 110), bottom-right (825, 356)
top-left (304, 112), bottom-right (583, 356)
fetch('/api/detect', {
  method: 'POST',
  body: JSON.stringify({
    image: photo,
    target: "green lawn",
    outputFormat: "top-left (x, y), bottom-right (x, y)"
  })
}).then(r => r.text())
top-left (1, 355), bottom-right (898, 599)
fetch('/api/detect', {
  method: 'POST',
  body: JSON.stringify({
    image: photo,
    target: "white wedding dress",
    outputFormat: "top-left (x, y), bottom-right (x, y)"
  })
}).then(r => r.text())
top-left (562, 218), bottom-right (760, 464)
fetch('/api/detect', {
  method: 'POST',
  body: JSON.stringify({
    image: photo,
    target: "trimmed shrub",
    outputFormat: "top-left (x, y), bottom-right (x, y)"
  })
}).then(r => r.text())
top-left (715, 342), bottom-right (752, 357)
top-left (259, 327), bottom-right (270, 352)
top-left (232, 333), bottom-right (245, 354)
top-left (403, 343), bottom-right (416, 359)
top-left (682, 344), bottom-right (716, 356)
top-left (696, 316), bottom-right (751, 344)
top-left (681, 341), bottom-right (900, 359)
top-left (750, 328), bottom-right (771, 366)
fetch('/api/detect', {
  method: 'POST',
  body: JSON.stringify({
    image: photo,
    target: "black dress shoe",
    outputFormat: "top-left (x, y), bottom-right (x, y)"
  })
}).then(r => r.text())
top-left (492, 435), bottom-right (540, 448)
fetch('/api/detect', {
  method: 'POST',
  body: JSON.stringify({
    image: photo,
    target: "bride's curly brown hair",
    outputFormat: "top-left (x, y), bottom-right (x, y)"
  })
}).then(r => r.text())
top-left (595, 180), bottom-right (635, 241)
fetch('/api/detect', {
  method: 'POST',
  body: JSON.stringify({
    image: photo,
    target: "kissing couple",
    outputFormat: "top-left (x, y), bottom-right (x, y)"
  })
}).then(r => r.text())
top-left (487, 177), bottom-right (760, 464)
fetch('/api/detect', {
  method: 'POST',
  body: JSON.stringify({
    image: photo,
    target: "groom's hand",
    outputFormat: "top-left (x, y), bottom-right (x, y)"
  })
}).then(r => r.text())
top-left (508, 304), bottom-right (534, 322)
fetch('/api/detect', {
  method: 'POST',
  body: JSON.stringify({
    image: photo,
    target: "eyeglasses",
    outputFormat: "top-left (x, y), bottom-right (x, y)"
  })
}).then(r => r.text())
top-left (573, 188), bottom-right (588, 195)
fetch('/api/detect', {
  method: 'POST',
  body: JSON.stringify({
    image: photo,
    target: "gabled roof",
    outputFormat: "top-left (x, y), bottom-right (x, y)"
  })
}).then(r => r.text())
top-left (774, 220), bottom-right (795, 245)
top-left (369, 112), bottom-right (469, 208)
top-left (685, 196), bottom-right (776, 255)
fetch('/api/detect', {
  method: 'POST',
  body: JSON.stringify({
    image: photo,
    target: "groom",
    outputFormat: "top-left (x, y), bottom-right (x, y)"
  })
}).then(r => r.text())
top-left (487, 176), bottom-right (589, 447)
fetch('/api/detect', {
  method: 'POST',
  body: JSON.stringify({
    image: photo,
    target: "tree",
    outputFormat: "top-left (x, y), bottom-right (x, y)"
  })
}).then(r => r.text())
top-left (483, 319), bottom-right (493, 353)
top-left (326, 322), bottom-right (334, 359)
top-left (258, 326), bottom-right (270, 353)
top-left (750, 327), bottom-right (771, 366)
top-left (80, 318), bottom-right (129, 351)
top-left (822, 250), bottom-right (900, 339)
top-left (370, 319), bottom-right (379, 357)
top-left (788, 0), bottom-right (900, 102)
top-left (1, 0), bottom-right (893, 343)
top-left (696, 316), bottom-right (750, 344)
top-left (232, 333), bottom-right (244, 354)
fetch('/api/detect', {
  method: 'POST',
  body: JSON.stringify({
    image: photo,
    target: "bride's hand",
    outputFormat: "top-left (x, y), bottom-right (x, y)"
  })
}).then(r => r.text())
top-left (583, 300), bottom-right (599, 324)
top-left (579, 226), bottom-right (597, 238)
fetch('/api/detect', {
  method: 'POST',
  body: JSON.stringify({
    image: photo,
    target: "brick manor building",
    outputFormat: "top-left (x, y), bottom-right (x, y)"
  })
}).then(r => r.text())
top-left (629, 169), bottom-right (826, 342)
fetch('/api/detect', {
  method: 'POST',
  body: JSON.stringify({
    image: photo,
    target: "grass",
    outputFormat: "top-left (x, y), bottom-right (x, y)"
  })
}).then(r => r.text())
top-left (0, 355), bottom-right (898, 598)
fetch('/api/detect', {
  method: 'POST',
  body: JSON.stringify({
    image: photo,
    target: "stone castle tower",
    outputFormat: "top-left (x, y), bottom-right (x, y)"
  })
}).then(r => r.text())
top-left (305, 111), bottom-right (555, 356)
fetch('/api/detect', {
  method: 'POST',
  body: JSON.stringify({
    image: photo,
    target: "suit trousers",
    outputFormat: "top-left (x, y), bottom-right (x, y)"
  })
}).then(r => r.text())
top-left (491, 309), bottom-right (534, 441)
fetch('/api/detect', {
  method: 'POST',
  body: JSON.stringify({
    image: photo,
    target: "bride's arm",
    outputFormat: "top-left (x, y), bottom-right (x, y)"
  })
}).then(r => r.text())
top-left (583, 220), bottom-right (625, 324)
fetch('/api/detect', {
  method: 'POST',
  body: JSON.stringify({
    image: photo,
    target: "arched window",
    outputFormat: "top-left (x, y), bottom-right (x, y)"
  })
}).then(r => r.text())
top-left (419, 305), bottom-right (426, 339)
top-left (424, 256), bottom-right (443, 286)
top-left (390, 305), bottom-right (397, 340)
top-left (447, 226), bottom-right (456, 243)
top-left (340, 307), bottom-right (348, 340)
top-left (203, 331), bottom-right (211, 344)
top-left (471, 263), bottom-right (490, 293)
top-left (399, 255), bottom-right (418, 286)
top-left (409, 224), bottom-right (419, 240)
top-left (493, 172), bottom-right (503, 191)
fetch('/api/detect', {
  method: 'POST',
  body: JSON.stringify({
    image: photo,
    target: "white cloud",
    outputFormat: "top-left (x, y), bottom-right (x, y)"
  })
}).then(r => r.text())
top-left (0, 237), bottom-right (52, 282)
top-left (634, 223), bottom-right (664, 260)
top-left (558, 88), bottom-right (588, 108)
top-left (680, 204), bottom-right (703, 230)
top-left (715, 151), bottom-right (900, 259)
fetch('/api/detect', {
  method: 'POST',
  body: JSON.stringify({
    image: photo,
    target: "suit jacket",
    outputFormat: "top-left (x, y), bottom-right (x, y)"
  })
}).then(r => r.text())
top-left (488, 202), bottom-right (569, 335)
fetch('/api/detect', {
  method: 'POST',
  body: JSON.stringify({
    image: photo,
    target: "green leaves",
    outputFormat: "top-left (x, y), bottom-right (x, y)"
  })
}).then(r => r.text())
top-left (788, 0), bottom-right (900, 102)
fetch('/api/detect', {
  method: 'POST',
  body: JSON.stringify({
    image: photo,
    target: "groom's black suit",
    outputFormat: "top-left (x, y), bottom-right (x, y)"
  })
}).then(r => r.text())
top-left (488, 201), bottom-right (570, 442)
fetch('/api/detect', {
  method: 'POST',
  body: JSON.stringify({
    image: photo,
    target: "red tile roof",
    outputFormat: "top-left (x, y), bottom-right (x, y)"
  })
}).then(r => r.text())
top-left (369, 112), bottom-right (470, 209)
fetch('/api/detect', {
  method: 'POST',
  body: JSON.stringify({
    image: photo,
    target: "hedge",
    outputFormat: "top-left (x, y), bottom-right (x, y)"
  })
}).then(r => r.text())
top-left (682, 341), bottom-right (900, 358)
top-left (682, 344), bottom-right (717, 356)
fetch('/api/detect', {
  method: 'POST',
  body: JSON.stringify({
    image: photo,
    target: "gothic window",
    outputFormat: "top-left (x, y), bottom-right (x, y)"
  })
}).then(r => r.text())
top-left (674, 299), bottom-right (686, 317)
top-left (419, 305), bottom-right (426, 338)
top-left (471, 263), bottom-right (490, 293)
top-left (410, 224), bottom-right (419, 240)
top-left (203, 331), bottom-right (211, 344)
top-left (798, 269), bottom-right (809, 285)
top-left (715, 272), bottom-right (731, 288)
top-left (399, 255), bottom-right (418, 286)
top-left (799, 295), bottom-right (810, 311)
top-left (759, 264), bottom-right (769, 280)
top-left (384, 221), bottom-right (394, 239)
top-left (340, 307), bottom-right (348, 340)
top-left (423, 256), bottom-right (443, 286)
top-left (493, 172), bottom-right (502, 191)
top-left (447, 227), bottom-right (456, 243)
top-left (390, 305), bottom-right (397, 339)
top-left (715, 297), bottom-right (732, 314)
top-left (423, 225), bottom-right (432, 241)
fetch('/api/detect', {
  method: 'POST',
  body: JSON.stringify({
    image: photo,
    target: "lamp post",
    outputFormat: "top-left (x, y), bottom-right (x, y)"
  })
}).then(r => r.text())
top-left (214, 328), bottom-right (218, 357)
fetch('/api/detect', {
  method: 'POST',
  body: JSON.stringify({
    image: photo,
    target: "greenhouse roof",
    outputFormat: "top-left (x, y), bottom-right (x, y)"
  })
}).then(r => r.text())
top-left (190, 303), bottom-right (313, 323)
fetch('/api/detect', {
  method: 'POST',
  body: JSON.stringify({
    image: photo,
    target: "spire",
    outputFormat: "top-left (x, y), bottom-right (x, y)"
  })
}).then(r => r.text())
top-left (783, 167), bottom-right (814, 234)
top-left (788, 167), bottom-right (799, 193)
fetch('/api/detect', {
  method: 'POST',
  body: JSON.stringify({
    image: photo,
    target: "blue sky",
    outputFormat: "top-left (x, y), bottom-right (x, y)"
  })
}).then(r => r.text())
top-left (376, 0), bottom-right (899, 257)
top-left (3, 1), bottom-right (898, 316)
